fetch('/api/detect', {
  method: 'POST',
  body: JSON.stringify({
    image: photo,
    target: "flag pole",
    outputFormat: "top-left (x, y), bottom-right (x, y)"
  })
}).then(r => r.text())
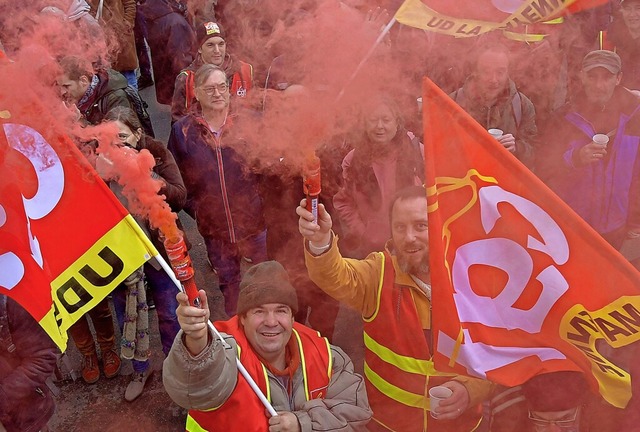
top-left (155, 253), bottom-right (278, 417)
top-left (336, 17), bottom-right (397, 102)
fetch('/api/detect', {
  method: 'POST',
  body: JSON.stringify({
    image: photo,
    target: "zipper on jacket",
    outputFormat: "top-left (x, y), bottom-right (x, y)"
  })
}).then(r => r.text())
top-left (211, 135), bottom-right (237, 243)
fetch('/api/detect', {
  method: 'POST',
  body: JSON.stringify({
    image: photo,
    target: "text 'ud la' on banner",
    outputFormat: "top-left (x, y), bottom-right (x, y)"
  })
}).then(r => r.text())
top-left (394, 0), bottom-right (608, 37)
top-left (422, 76), bottom-right (640, 408)
top-left (0, 65), bottom-right (158, 351)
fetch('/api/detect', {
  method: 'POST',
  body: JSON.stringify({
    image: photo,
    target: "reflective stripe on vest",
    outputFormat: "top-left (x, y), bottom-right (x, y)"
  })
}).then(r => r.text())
top-left (363, 251), bottom-right (482, 431)
top-left (186, 317), bottom-right (331, 431)
top-left (185, 414), bottom-right (208, 432)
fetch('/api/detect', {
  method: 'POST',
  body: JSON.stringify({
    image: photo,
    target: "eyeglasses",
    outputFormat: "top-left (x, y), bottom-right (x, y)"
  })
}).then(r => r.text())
top-left (201, 83), bottom-right (228, 95)
top-left (528, 408), bottom-right (579, 430)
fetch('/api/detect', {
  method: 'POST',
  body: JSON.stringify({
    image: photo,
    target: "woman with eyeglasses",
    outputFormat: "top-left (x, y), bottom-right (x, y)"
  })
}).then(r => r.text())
top-left (100, 106), bottom-right (186, 402)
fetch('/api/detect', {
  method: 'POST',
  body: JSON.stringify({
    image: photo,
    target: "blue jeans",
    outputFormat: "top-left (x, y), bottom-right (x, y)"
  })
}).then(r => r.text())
top-left (113, 262), bottom-right (180, 373)
top-left (120, 70), bottom-right (138, 90)
top-left (204, 230), bottom-right (268, 316)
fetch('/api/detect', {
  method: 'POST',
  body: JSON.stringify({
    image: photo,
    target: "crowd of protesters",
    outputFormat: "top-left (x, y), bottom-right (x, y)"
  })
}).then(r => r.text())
top-left (2, 0), bottom-right (640, 431)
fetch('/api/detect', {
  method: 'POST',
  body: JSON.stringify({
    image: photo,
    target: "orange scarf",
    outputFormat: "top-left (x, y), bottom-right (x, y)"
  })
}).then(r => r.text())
top-left (257, 337), bottom-right (301, 395)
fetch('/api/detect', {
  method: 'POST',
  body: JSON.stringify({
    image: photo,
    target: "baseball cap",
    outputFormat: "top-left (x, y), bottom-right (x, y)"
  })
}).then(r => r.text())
top-left (582, 50), bottom-right (622, 74)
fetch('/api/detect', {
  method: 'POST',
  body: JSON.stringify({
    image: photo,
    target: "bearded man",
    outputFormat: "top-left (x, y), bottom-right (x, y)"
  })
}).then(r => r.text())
top-left (297, 185), bottom-right (492, 432)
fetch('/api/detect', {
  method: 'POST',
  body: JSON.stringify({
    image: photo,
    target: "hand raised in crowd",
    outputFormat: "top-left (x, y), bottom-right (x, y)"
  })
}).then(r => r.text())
top-left (268, 411), bottom-right (301, 432)
top-left (365, 6), bottom-right (389, 28)
top-left (175, 290), bottom-right (210, 356)
top-left (296, 198), bottom-right (332, 247)
top-left (497, 133), bottom-right (516, 153)
top-left (432, 380), bottom-right (470, 420)
top-left (95, 153), bottom-right (115, 181)
top-left (578, 142), bottom-right (608, 165)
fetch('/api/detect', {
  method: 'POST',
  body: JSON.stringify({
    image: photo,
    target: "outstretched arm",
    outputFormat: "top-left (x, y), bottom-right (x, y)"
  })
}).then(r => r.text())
top-left (162, 291), bottom-right (237, 410)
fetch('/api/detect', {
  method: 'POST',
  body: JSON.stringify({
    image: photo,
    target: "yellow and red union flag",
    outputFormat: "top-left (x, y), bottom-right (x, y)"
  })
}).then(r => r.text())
top-left (422, 77), bottom-right (640, 408)
top-left (0, 99), bottom-right (158, 352)
top-left (395, 0), bottom-right (608, 37)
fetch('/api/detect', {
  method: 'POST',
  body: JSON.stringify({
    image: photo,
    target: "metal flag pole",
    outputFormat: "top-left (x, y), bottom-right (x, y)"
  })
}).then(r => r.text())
top-left (336, 17), bottom-right (397, 102)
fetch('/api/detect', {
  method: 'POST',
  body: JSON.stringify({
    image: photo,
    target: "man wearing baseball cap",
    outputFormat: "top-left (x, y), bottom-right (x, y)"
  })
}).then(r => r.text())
top-left (607, 0), bottom-right (640, 91)
top-left (171, 19), bottom-right (254, 123)
top-left (163, 261), bottom-right (372, 431)
top-left (537, 49), bottom-right (640, 251)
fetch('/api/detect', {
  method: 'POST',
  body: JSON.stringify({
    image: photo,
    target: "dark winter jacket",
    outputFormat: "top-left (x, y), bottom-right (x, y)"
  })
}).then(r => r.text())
top-left (140, 0), bottom-right (195, 105)
top-left (0, 296), bottom-right (58, 432)
top-left (139, 135), bottom-right (187, 254)
top-left (78, 69), bottom-right (133, 125)
top-left (333, 131), bottom-right (424, 256)
top-left (167, 114), bottom-right (265, 243)
top-left (537, 86), bottom-right (640, 241)
top-left (107, 134), bottom-right (187, 257)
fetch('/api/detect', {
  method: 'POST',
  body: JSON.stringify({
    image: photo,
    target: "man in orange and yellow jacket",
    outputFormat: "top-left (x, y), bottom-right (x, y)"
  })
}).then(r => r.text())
top-left (298, 185), bottom-right (493, 432)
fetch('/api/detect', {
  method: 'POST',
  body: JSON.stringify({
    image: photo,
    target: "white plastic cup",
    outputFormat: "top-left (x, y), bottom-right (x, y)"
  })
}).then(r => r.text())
top-left (429, 385), bottom-right (453, 418)
top-left (593, 133), bottom-right (610, 147)
top-left (417, 97), bottom-right (423, 112)
top-left (488, 128), bottom-right (503, 140)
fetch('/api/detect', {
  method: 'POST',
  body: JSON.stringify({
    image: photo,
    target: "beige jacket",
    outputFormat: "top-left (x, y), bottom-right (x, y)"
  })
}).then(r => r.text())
top-left (163, 328), bottom-right (372, 431)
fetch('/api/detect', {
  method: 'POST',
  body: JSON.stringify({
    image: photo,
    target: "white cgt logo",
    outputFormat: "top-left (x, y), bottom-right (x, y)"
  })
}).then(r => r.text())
top-left (438, 185), bottom-right (570, 377)
top-left (0, 124), bottom-right (65, 290)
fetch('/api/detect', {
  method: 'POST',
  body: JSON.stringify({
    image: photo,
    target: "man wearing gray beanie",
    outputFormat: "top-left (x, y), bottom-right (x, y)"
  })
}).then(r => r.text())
top-left (163, 261), bottom-right (372, 431)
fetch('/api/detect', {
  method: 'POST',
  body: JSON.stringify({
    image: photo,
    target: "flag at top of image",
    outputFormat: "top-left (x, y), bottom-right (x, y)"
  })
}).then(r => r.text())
top-left (0, 61), bottom-right (158, 351)
top-left (395, 0), bottom-right (609, 37)
top-left (421, 76), bottom-right (640, 409)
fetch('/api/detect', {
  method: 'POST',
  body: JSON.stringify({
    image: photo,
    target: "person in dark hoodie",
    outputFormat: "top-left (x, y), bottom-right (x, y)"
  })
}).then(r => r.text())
top-left (170, 20), bottom-right (254, 123)
top-left (139, 0), bottom-right (195, 105)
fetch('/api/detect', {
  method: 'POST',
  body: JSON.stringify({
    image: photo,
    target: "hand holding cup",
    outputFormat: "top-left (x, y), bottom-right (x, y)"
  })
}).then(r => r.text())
top-left (579, 134), bottom-right (609, 165)
top-left (488, 129), bottom-right (516, 153)
top-left (429, 381), bottom-right (470, 420)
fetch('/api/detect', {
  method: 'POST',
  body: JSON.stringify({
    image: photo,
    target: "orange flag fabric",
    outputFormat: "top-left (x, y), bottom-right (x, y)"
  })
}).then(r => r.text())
top-left (395, 0), bottom-right (608, 38)
top-left (422, 76), bottom-right (640, 408)
top-left (0, 70), bottom-right (158, 351)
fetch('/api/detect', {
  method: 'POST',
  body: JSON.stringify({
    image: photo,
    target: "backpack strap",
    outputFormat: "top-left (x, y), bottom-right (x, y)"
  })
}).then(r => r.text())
top-left (0, 296), bottom-right (16, 354)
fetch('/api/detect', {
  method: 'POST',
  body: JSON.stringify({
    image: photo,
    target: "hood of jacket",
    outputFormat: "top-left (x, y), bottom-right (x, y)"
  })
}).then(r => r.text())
top-left (140, 0), bottom-right (187, 22)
